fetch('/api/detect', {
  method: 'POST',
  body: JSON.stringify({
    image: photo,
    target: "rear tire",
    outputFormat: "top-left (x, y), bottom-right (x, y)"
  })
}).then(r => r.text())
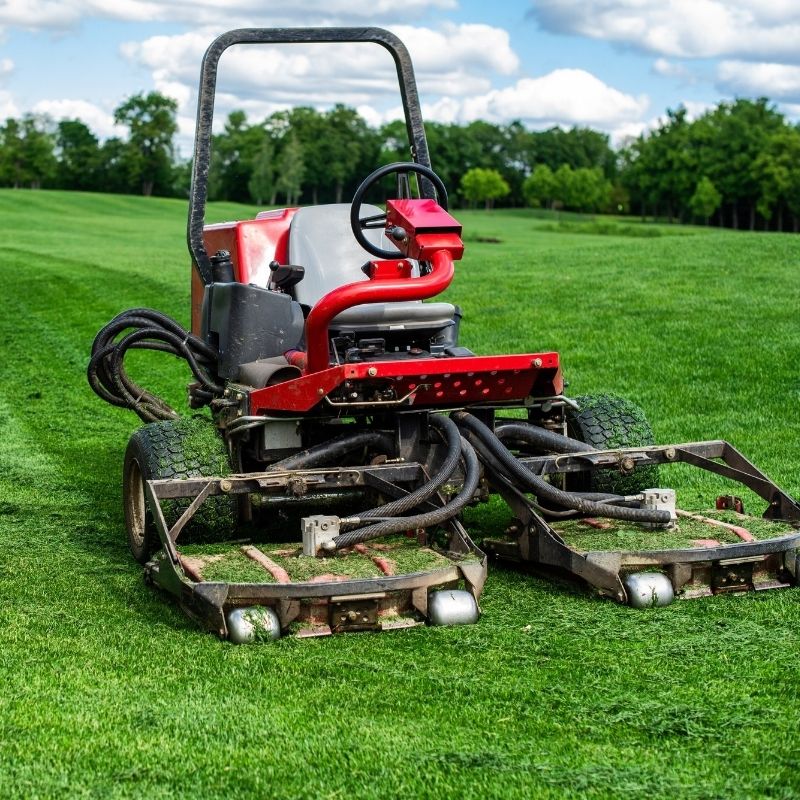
top-left (122, 417), bottom-right (234, 564)
top-left (566, 394), bottom-right (659, 496)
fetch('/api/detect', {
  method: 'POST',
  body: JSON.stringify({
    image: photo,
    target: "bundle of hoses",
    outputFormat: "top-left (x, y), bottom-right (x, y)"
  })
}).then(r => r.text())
top-left (273, 411), bottom-right (669, 551)
top-left (263, 416), bottom-right (479, 551)
top-left (452, 411), bottom-right (670, 525)
top-left (87, 308), bottom-right (222, 423)
top-left (270, 411), bottom-right (669, 549)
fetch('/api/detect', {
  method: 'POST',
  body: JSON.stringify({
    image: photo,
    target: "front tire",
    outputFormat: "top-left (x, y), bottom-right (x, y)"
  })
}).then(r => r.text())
top-left (122, 417), bottom-right (233, 564)
top-left (566, 394), bottom-right (659, 496)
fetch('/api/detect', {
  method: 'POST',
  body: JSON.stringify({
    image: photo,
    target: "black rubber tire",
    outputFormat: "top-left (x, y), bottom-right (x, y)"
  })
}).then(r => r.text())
top-left (565, 394), bottom-right (659, 496)
top-left (123, 416), bottom-right (234, 564)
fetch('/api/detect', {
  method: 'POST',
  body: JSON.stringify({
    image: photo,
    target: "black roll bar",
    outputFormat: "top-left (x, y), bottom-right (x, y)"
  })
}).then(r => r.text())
top-left (187, 27), bottom-right (432, 284)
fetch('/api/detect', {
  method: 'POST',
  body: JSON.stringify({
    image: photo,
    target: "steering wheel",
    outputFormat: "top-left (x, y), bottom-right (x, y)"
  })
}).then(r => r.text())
top-left (350, 162), bottom-right (449, 259)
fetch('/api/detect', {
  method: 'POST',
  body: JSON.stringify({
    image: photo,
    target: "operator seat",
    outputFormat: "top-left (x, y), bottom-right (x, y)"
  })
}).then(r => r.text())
top-left (287, 203), bottom-right (456, 333)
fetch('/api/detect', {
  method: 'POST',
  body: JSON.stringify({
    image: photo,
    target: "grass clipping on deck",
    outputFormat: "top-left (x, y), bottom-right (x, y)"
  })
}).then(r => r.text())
top-left (554, 510), bottom-right (797, 553)
top-left (179, 537), bottom-right (464, 583)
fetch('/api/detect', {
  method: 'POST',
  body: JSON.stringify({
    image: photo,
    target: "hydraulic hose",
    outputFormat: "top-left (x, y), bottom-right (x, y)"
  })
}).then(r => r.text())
top-left (331, 435), bottom-right (481, 549)
top-left (268, 430), bottom-right (395, 471)
top-left (495, 421), bottom-right (591, 454)
top-left (342, 414), bottom-right (463, 528)
top-left (88, 308), bottom-right (222, 422)
top-left (453, 411), bottom-right (670, 525)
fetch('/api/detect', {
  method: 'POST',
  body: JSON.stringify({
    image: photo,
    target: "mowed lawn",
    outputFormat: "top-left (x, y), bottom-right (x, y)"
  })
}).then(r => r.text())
top-left (0, 189), bottom-right (799, 799)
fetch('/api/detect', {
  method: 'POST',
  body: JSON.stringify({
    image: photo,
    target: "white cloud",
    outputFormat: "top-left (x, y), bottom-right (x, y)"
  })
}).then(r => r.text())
top-left (398, 23), bottom-right (518, 77)
top-left (0, 90), bottom-right (18, 118)
top-left (0, 58), bottom-right (13, 81)
top-left (0, 0), bottom-right (456, 30)
top-left (652, 58), bottom-right (696, 83)
top-left (0, 0), bottom-right (82, 29)
top-left (717, 60), bottom-right (800, 100)
top-left (119, 23), bottom-right (646, 152)
top-left (455, 69), bottom-right (649, 129)
top-left (529, 0), bottom-right (800, 62)
top-left (31, 98), bottom-right (119, 137)
top-left (120, 22), bottom-right (520, 131)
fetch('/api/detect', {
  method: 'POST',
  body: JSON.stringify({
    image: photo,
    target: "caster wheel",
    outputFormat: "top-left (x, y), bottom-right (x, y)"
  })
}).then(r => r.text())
top-left (428, 589), bottom-right (480, 626)
top-left (623, 572), bottom-right (674, 608)
top-left (226, 606), bottom-right (281, 643)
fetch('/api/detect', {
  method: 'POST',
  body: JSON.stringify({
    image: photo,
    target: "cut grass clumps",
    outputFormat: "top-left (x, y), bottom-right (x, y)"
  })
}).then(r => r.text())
top-left (157, 414), bottom-right (231, 478)
top-left (554, 512), bottom-right (797, 553)
top-left (180, 549), bottom-right (277, 583)
top-left (178, 538), bottom-right (461, 583)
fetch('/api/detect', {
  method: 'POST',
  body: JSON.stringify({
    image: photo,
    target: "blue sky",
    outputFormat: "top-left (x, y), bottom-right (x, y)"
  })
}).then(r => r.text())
top-left (1, 1), bottom-right (799, 153)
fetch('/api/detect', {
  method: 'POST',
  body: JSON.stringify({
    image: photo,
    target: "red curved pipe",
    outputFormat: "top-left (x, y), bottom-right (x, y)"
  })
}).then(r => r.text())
top-left (304, 249), bottom-right (455, 374)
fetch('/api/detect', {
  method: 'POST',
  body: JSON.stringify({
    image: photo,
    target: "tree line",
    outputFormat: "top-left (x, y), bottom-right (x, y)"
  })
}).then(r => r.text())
top-left (1, 91), bottom-right (799, 230)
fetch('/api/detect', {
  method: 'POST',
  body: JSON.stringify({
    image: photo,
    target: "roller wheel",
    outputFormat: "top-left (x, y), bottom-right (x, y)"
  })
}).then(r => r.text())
top-left (123, 416), bottom-right (234, 564)
top-left (566, 394), bottom-right (659, 496)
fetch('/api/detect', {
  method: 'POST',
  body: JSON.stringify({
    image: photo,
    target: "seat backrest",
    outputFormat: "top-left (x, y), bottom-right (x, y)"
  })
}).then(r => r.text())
top-left (287, 203), bottom-right (456, 334)
top-left (288, 203), bottom-right (399, 306)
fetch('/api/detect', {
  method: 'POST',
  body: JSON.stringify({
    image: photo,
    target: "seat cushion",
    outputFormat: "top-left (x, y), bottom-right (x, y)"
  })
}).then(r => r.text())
top-left (331, 302), bottom-right (455, 329)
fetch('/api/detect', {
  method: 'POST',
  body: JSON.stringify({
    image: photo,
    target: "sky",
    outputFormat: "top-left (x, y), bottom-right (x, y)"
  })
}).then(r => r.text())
top-left (1, 0), bottom-right (800, 155)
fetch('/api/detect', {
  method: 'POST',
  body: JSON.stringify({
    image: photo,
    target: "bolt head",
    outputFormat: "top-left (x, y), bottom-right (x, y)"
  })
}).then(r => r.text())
top-left (532, 358), bottom-right (543, 368)
top-left (368, 367), bottom-right (378, 377)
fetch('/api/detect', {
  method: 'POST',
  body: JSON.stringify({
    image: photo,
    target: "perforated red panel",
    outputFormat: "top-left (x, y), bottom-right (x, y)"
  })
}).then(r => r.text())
top-left (249, 352), bottom-right (561, 414)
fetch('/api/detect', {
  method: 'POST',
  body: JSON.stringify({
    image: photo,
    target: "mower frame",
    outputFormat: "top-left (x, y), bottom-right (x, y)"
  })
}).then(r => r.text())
top-left (483, 439), bottom-right (800, 601)
top-left (88, 26), bottom-right (800, 640)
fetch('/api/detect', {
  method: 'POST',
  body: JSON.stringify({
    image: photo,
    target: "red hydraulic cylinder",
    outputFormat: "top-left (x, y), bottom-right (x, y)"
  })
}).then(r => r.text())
top-left (303, 243), bottom-right (458, 374)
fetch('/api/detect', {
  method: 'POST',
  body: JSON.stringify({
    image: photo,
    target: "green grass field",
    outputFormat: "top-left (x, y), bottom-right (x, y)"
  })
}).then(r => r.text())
top-left (1, 189), bottom-right (799, 799)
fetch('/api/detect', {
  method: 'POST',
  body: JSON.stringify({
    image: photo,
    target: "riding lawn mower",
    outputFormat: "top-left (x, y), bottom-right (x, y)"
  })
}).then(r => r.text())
top-left (88, 28), bottom-right (800, 643)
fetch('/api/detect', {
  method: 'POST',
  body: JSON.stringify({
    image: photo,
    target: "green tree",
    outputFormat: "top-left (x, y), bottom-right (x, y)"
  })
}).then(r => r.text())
top-left (705, 99), bottom-right (784, 230)
top-left (270, 107), bottom-right (326, 204)
top-left (0, 117), bottom-right (25, 187)
top-left (114, 91), bottom-right (178, 196)
top-left (55, 119), bottom-right (100, 190)
top-left (689, 176), bottom-right (721, 225)
top-left (275, 135), bottom-right (305, 205)
top-left (522, 164), bottom-right (555, 208)
top-left (96, 137), bottom-right (133, 194)
top-left (751, 127), bottom-right (800, 231)
top-left (0, 114), bottom-right (57, 188)
top-left (209, 110), bottom-right (266, 202)
top-left (459, 167), bottom-right (510, 209)
top-left (323, 104), bottom-right (381, 203)
top-left (570, 167), bottom-right (612, 212)
top-left (248, 137), bottom-right (276, 206)
top-left (552, 164), bottom-right (577, 209)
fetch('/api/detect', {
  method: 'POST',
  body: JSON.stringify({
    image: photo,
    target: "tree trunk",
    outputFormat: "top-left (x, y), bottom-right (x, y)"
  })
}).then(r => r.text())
top-left (793, 214), bottom-right (799, 233)
top-left (335, 182), bottom-right (343, 204)
top-left (732, 204), bottom-right (738, 230)
top-left (142, 179), bottom-right (154, 197)
top-left (749, 204), bottom-right (755, 231)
